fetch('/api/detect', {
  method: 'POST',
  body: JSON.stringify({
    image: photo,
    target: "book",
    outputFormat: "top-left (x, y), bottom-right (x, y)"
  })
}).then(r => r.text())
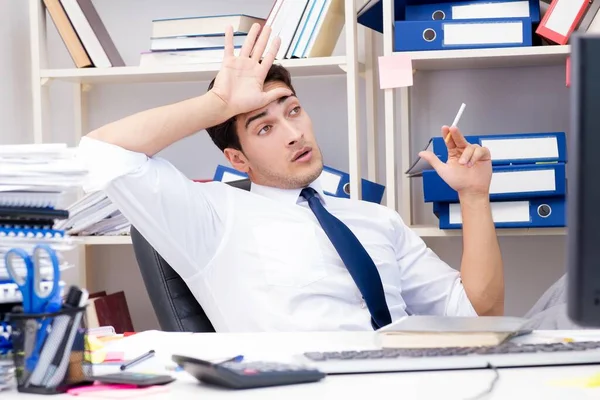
top-left (150, 33), bottom-right (246, 52)
top-left (139, 47), bottom-right (242, 67)
top-left (42, 0), bottom-right (93, 68)
top-left (151, 14), bottom-right (265, 38)
top-left (377, 316), bottom-right (533, 348)
top-left (59, 0), bottom-right (125, 67)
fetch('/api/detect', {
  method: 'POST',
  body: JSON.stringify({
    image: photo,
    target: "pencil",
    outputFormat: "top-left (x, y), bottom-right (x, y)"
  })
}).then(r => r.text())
top-left (445, 103), bottom-right (466, 143)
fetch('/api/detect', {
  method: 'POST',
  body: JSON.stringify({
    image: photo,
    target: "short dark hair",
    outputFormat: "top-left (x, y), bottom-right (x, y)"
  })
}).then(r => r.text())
top-left (205, 64), bottom-right (296, 152)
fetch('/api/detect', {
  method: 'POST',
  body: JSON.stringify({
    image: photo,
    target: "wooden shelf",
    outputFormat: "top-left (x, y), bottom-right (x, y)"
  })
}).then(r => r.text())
top-left (80, 235), bottom-right (132, 245)
top-left (404, 45), bottom-right (570, 71)
top-left (411, 225), bottom-right (566, 237)
top-left (40, 56), bottom-right (360, 85)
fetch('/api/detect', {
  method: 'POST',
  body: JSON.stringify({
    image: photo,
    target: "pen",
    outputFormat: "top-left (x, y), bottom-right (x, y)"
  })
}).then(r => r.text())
top-left (445, 102), bottom-right (466, 144)
top-left (217, 355), bottom-right (244, 364)
top-left (120, 350), bottom-right (155, 371)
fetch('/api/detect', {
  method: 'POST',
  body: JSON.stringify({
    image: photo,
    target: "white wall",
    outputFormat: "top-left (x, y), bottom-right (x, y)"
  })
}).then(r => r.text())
top-left (0, 0), bottom-right (567, 330)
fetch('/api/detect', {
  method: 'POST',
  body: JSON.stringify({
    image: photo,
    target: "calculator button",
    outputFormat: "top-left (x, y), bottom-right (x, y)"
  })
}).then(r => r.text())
top-left (243, 369), bottom-right (259, 375)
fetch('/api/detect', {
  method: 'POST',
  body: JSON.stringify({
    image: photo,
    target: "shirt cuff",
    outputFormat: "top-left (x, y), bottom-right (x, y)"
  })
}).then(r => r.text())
top-left (77, 136), bottom-right (149, 193)
top-left (445, 277), bottom-right (478, 317)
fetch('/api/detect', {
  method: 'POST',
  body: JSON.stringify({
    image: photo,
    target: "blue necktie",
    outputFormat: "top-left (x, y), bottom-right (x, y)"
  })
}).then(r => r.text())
top-left (300, 187), bottom-right (392, 329)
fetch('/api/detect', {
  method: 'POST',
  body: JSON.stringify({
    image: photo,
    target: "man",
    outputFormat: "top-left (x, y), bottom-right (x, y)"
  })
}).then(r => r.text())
top-left (77, 24), bottom-right (504, 332)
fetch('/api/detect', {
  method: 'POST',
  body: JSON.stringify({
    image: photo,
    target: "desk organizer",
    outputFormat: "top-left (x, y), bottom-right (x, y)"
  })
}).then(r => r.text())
top-left (6, 306), bottom-right (90, 394)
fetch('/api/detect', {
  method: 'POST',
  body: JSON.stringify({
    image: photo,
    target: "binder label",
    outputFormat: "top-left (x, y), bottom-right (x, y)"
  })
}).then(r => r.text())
top-left (449, 201), bottom-right (530, 224)
top-left (453, 1), bottom-right (530, 19)
top-left (480, 137), bottom-right (559, 160)
top-left (490, 169), bottom-right (556, 194)
top-left (444, 20), bottom-right (524, 45)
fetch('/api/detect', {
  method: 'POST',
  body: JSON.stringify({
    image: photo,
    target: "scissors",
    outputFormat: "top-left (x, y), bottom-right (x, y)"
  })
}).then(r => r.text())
top-left (4, 244), bottom-right (62, 374)
top-left (4, 244), bottom-right (61, 314)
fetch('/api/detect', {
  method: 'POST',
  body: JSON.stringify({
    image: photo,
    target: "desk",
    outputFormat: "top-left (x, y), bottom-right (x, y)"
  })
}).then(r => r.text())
top-left (4, 330), bottom-right (600, 399)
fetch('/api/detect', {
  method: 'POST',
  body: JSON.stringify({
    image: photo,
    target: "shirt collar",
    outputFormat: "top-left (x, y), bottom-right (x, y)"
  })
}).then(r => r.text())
top-left (250, 174), bottom-right (329, 206)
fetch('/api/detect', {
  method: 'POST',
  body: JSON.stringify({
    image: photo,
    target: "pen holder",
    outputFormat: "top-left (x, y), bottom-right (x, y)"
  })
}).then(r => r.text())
top-left (6, 306), bottom-right (91, 394)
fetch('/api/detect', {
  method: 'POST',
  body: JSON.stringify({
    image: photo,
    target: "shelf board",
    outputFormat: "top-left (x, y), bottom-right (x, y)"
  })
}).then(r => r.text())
top-left (80, 235), bottom-right (132, 245)
top-left (411, 225), bottom-right (566, 237)
top-left (40, 56), bottom-right (357, 85)
top-left (405, 45), bottom-right (570, 71)
top-left (78, 225), bottom-right (565, 244)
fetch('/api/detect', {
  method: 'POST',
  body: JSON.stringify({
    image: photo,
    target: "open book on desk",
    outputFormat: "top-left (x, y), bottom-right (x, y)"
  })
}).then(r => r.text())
top-left (376, 316), bottom-right (535, 348)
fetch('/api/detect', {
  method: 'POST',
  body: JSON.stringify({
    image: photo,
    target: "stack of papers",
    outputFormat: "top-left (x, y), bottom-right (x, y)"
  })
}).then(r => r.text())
top-left (0, 143), bottom-right (84, 304)
top-left (56, 191), bottom-right (130, 236)
top-left (0, 143), bottom-right (87, 190)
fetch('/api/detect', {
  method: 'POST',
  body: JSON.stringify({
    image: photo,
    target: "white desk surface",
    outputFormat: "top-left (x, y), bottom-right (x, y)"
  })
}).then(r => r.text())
top-left (5, 330), bottom-right (600, 399)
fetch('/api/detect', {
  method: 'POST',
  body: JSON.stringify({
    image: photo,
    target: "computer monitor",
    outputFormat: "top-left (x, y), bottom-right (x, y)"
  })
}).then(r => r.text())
top-left (567, 33), bottom-right (600, 327)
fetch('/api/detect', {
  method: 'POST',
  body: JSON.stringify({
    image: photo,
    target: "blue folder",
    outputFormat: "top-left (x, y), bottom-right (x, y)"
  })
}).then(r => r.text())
top-left (394, 17), bottom-right (532, 51)
top-left (405, 0), bottom-right (540, 23)
top-left (423, 163), bottom-right (566, 202)
top-left (213, 165), bottom-right (386, 204)
top-left (320, 166), bottom-right (386, 204)
top-left (407, 132), bottom-right (567, 177)
top-left (433, 196), bottom-right (566, 229)
top-left (358, 0), bottom-right (458, 33)
top-left (213, 164), bottom-right (247, 182)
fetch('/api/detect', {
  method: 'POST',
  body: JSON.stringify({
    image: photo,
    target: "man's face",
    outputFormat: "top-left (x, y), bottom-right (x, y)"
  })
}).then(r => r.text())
top-left (226, 80), bottom-right (324, 189)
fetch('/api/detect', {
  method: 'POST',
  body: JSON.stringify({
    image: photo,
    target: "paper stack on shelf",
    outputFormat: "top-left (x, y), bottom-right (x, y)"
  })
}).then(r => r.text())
top-left (0, 143), bottom-right (85, 306)
top-left (56, 191), bottom-right (130, 237)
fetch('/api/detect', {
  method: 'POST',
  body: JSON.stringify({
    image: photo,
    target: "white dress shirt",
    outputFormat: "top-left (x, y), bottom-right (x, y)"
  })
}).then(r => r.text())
top-left (77, 137), bottom-right (477, 332)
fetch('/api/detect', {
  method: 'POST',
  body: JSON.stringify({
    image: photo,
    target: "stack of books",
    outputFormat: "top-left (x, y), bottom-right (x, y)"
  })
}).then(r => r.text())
top-left (56, 191), bottom-right (130, 237)
top-left (358, 0), bottom-right (542, 52)
top-left (140, 0), bottom-right (346, 66)
top-left (406, 132), bottom-right (567, 230)
top-left (140, 14), bottom-right (264, 67)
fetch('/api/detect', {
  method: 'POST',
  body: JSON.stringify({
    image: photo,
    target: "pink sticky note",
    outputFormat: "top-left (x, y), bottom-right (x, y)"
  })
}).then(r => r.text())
top-left (378, 54), bottom-right (413, 89)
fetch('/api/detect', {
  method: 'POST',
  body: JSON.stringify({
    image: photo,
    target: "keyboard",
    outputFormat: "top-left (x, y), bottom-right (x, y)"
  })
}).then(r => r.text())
top-left (295, 341), bottom-right (600, 374)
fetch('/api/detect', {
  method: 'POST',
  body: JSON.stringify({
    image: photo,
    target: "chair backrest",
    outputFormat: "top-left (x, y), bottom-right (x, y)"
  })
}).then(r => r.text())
top-left (130, 178), bottom-right (251, 332)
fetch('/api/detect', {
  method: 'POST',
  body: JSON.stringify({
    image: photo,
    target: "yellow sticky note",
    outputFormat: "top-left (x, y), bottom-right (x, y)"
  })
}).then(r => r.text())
top-left (550, 372), bottom-right (600, 388)
top-left (85, 335), bottom-right (104, 352)
top-left (378, 54), bottom-right (413, 89)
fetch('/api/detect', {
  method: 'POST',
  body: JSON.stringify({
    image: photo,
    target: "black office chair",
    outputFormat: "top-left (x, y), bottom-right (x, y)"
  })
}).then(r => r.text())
top-left (130, 178), bottom-right (252, 332)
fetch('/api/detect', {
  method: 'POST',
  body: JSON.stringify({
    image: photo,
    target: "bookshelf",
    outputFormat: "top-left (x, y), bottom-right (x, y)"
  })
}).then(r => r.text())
top-left (378, 0), bottom-right (570, 236)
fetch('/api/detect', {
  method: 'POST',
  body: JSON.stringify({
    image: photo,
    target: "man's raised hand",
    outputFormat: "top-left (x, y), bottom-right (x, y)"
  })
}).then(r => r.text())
top-left (209, 23), bottom-right (293, 117)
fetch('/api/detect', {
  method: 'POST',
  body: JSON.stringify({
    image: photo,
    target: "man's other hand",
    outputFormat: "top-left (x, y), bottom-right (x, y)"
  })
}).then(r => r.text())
top-left (419, 125), bottom-right (492, 198)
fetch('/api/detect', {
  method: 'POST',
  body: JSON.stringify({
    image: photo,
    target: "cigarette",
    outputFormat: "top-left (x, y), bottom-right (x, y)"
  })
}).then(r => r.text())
top-left (445, 103), bottom-right (466, 143)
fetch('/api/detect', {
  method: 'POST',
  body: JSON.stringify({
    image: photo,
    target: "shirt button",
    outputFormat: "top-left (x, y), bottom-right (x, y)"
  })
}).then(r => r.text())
top-left (360, 300), bottom-right (367, 309)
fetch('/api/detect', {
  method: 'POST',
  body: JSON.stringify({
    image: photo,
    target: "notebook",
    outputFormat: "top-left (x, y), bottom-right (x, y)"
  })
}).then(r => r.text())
top-left (376, 316), bottom-right (533, 348)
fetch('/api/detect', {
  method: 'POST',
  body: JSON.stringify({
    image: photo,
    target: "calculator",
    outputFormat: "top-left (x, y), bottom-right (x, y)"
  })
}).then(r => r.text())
top-left (92, 372), bottom-right (176, 387)
top-left (171, 354), bottom-right (326, 389)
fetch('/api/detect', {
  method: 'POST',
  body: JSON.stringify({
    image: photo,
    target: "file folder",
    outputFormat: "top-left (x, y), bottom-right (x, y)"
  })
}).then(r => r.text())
top-left (358, 0), bottom-right (457, 33)
top-left (394, 18), bottom-right (532, 51)
top-left (433, 197), bottom-right (566, 229)
top-left (536, 0), bottom-right (588, 44)
top-left (213, 165), bottom-right (386, 204)
top-left (406, 0), bottom-right (540, 23)
top-left (319, 166), bottom-right (386, 204)
top-left (423, 163), bottom-right (566, 202)
top-left (213, 164), bottom-right (247, 183)
top-left (406, 132), bottom-right (567, 176)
